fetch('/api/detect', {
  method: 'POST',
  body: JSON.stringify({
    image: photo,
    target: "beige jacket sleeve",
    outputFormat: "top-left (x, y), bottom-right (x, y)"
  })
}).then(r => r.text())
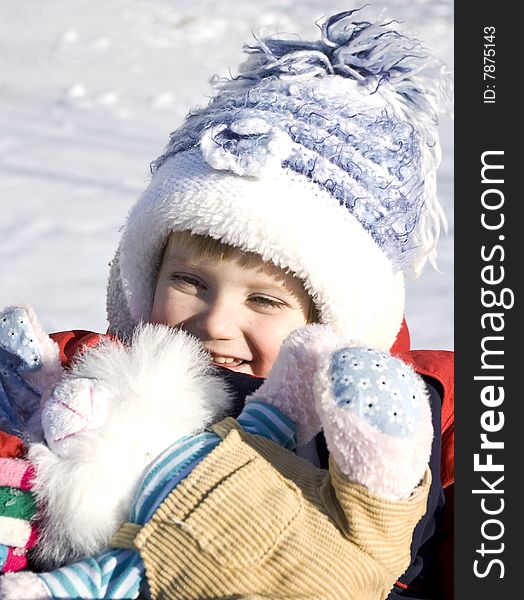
top-left (111, 421), bottom-right (431, 600)
top-left (325, 455), bottom-right (432, 582)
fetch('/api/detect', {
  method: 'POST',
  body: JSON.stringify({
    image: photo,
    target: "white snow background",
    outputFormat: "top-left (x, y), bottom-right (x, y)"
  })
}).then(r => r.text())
top-left (0, 0), bottom-right (453, 350)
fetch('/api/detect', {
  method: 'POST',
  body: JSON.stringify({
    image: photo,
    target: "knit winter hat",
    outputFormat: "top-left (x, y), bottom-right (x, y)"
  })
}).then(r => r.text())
top-left (106, 7), bottom-right (452, 350)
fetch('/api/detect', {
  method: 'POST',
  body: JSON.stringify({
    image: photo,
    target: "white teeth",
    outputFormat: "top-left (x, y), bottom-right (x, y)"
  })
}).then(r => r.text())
top-left (211, 356), bottom-right (238, 364)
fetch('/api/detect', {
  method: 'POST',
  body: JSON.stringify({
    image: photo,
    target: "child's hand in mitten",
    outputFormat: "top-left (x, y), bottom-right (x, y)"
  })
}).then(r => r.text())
top-left (0, 306), bottom-right (62, 437)
top-left (245, 324), bottom-right (342, 445)
top-left (314, 346), bottom-right (433, 499)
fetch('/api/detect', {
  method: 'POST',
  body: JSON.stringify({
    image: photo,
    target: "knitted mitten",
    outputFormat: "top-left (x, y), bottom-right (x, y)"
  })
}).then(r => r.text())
top-left (0, 455), bottom-right (39, 574)
top-left (315, 346), bottom-right (433, 499)
top-left (245, 324), bottom-right (341, 445)
top-left (0, 305), bottom-right (63, 437)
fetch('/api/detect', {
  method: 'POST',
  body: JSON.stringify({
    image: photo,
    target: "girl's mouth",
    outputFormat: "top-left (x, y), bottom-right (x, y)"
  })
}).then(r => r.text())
top-left (210, 355), bottom-right (245, 368)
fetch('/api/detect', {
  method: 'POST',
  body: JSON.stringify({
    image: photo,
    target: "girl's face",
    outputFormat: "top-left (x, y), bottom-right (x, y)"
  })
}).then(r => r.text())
top-left (150, 235), bottom-right (311, 377)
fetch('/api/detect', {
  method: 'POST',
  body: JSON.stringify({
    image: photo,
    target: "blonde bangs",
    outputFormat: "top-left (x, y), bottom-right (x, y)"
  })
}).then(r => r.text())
top-left (166, 230), bottom-right (273, 271)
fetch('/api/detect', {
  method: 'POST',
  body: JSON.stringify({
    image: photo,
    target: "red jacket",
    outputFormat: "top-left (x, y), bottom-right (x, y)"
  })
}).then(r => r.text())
top-left (391, 320), bottom-right (454, 600)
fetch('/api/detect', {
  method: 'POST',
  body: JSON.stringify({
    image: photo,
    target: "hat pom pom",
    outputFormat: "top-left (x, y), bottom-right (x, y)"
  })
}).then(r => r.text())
top-left (320, 9), bottom-right (452, 119)
top-left (229, 6), bottom-right (452, 124)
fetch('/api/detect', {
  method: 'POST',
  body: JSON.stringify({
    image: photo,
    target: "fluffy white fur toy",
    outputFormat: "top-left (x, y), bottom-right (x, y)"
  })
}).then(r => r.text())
top-left (29, 324), bottom-right (231, 569)
top-left (0, 320), bottom-right (433, 599)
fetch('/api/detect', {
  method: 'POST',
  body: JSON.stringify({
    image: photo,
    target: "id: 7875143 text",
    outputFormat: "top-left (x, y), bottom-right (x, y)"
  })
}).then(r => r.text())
top-left (483, 26), bottom-right (496, 104)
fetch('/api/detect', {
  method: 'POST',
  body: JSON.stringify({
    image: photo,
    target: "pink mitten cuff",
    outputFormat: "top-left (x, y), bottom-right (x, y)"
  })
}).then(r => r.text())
top-left (246, 325), bottom-right (342, 445)
top-left (10, 306), bottom-right (63, 395)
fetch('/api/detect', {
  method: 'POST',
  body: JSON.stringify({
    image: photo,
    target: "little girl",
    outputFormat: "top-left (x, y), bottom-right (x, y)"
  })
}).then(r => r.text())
top-left (0, 7), bottom-right (453, 598)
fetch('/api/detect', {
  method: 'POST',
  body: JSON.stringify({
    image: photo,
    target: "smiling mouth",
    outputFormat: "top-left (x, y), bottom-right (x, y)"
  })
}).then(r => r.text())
top-left (210, 355), bottom-right (246, 368)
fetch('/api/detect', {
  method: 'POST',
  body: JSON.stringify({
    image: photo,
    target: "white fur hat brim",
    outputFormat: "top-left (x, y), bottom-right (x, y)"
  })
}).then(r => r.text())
top-left (107, 148), bottom-right (404, 350)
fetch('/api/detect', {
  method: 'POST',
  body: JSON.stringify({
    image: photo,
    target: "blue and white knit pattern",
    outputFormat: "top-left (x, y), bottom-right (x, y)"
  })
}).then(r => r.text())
top-left (329, 347), bottom-right (422, 438)
top-left (151, 7), bottom-right (451, 276)
top-left (0, 308), bottom-right (42, 432)
top-left (38, 401), bottom-right (297, 599)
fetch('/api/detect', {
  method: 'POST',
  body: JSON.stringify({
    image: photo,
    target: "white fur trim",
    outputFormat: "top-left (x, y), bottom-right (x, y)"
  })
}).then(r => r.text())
top-left (111, 149), bottom-right (404, 350)
top-left (0, 572), bottom-right (50, 600)
top-left (30, 324), bottom-right (231, 568)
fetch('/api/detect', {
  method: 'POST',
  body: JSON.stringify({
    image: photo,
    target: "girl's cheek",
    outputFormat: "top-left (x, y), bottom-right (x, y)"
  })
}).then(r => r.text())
top-left (151, 288), bottom-right (181, 325)
top-left (254, 343), bottom-right (282, 378)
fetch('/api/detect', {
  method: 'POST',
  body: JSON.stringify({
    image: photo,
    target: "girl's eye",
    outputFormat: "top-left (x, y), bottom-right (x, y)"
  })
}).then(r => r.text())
top-left (249, 295), bottom-right (286, 310)
top-left (171, 274), bottom-right (203, 288)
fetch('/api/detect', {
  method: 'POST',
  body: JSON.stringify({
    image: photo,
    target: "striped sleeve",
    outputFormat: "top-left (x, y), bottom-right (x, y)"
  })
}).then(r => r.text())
top-left (131, 432), bottom-right (219, 524)
top-left (237, 400), bottom-right (298, 449)
top-left (38, 433), bottom-right (221, 599)
top-left (131, 405), bottom-right (297, 527)
top-left (37, 404), bottom-right (298, 598)
top-left (38, 550), bottom-right (142, 599)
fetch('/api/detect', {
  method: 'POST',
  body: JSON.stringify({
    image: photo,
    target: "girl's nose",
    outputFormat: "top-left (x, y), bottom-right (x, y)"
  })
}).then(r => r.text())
top-left (193, 298), bottom-right (239, 340)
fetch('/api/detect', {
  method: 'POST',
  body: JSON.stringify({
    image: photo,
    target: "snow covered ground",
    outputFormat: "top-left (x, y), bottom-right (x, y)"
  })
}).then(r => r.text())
top-left (0, 0), bottom-right (453, 350)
